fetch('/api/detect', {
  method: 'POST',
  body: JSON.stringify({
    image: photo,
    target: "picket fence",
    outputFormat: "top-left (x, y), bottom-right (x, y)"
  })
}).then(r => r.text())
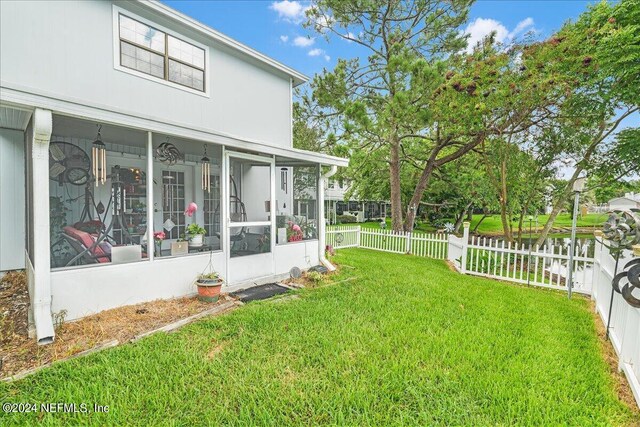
top-left (326, 222), bottom-right (640, 407)
top-left (326, 226), bottom-right (448, 258)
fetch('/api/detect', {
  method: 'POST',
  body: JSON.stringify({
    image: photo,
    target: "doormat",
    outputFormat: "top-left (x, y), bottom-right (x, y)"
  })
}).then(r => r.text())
top-left (230, 283), bottom-right (290, 303)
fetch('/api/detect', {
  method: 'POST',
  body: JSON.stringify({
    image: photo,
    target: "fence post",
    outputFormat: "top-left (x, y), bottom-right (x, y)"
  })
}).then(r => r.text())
top-left (406, 231), bottom-right (412, 254)
top-left (356, 225), bottom-right (362, 248)
top-left (461, 222), bottom-right (470, 273)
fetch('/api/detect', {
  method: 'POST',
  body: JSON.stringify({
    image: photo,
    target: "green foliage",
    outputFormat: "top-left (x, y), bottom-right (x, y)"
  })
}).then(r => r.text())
top-left (185, 223), bottom-right (206, 236)
top-left (336, 214), bottom-right (358, 224)
top-left (305, 271), bottom-right (326, 286)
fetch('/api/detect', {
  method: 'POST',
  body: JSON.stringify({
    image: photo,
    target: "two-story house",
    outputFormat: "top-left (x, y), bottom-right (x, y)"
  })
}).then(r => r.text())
top-left (324, 179), bottom-right (389, 224)
top-left (0, 0), bottom-right (347, 343)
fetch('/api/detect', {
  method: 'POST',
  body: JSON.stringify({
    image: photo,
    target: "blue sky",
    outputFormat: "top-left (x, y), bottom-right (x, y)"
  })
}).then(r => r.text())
top-left (162, 0), bottom-right (596, 79)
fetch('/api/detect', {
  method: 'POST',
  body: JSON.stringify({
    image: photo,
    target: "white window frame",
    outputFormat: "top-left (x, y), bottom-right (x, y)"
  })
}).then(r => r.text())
top-left (112, 5), bottom-right (210, 98)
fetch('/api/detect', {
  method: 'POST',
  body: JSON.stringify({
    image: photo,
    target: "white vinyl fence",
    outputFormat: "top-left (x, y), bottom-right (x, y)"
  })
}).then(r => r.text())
top-left (327, 222), bottom-right (640, 407)
top-left (326, 226), bottom-right (448, 258)
top-left (592, 238), bottom-right (640, 406)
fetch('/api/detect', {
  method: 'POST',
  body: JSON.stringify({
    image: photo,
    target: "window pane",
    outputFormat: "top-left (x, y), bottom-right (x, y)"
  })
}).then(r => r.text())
top-left (168, 35), bottom-right (205, 69)
top-left (119, 14), bottom-right (165, 53)
top-left (120, 41), bottom-right (164, 79)
top-left (168, 60), bottom-right (204, 91)
top-left (49, 121), bottom-right (149, 269)
top-left (276, 165), bottom-right (318, 244)
top-left (153, 140), bottom-right (222, 257)
top-left (229, 158), bottom-right (271, 223)
top-left (161, 171), bottom-right (185, 241)
top-left (229, 226), bottom-right (271, 258)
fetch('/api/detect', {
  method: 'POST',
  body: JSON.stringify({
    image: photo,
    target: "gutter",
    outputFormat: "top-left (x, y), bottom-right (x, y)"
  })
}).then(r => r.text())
top-left (319, 165), bottom-right (338, 272)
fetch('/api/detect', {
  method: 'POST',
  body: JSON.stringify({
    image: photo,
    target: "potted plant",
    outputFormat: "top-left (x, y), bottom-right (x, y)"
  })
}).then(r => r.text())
top-left (287, 221), bottom-right (303, 242)
top-left (196, 271), bottom-right (223, 302)
top-left (186, 223), bottom-right (206, 247)
top-left (183, 201), bottom-right (205, 247)
top-left (153, 231), bottom-right (165, 256)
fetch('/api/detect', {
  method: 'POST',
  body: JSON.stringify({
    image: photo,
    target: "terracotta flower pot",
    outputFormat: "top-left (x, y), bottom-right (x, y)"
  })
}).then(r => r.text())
top-left (196, 279), bottom-right (223, 302)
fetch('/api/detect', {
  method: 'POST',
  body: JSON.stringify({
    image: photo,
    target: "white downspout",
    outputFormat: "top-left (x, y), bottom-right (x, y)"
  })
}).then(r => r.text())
top-left (319, 165), bottom-right (338, 271)
top-left (31, 108), bottom-right (55, 344)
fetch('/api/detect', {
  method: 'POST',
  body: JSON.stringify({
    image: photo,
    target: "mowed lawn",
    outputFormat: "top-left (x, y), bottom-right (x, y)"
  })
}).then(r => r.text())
top-left (354, 213), bottom-right (608, 236)
top-left (1, 249), bottom-right (637, 426)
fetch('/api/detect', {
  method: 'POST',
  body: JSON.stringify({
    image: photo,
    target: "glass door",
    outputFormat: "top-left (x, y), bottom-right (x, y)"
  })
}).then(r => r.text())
top-left (225, 151), bottom-right (275, 283)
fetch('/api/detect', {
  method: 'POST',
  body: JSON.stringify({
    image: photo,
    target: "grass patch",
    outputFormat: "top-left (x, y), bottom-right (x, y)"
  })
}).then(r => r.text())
top-left (1, 249), bottom-right (636, 426)
top-left (469, 213), bottom-right (608, 235)
top-left (351, 213), bottom-right (608, 236)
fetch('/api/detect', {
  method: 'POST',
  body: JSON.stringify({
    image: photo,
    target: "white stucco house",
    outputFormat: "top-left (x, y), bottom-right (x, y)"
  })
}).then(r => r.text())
top-left (0, 0), bottom-right (347, 343)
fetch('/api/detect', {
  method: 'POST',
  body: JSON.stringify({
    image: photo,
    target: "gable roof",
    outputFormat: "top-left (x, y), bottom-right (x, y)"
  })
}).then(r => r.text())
top-left (140, 1), bottom-right (308, 87)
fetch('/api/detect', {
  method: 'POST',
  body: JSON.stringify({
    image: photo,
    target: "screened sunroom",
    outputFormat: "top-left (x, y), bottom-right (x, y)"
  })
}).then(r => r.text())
top-left (7, 108), bottom-right (345, 344)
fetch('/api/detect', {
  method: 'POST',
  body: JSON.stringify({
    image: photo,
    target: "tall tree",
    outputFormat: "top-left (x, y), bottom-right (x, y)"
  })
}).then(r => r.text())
top-left (307, 0), bottom-right (471, 232)
top-left (533, 0), bottom-right (640, 245)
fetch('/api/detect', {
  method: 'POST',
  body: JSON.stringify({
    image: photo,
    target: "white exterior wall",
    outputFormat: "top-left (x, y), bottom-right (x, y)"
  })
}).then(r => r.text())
top-left (0, 0), bottom-right (292, 149)
top-left (0, 128), bottom-right (25, 271)
top-left (51, 251), bottom-right (225, 321)
top-left (609, 198), bottom-right (640, 210)
top-left (275, 240), bottom-right (319, 273)
top-left (325, 180), bottom-right (349, 201)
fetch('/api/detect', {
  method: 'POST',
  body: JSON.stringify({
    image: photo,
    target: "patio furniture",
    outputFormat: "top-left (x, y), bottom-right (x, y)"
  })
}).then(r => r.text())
top-left (61, 225), bottom-right (112, 265)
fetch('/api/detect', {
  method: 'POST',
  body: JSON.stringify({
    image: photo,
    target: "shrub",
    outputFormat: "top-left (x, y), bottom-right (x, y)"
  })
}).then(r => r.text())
top-left (306, 271), bottom-right (325, 286)
top-left (337, 214), bottom-right (357, 223)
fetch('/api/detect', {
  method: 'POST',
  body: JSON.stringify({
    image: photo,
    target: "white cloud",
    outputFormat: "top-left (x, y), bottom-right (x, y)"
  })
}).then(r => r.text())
top-left (308, 48), bottom-right (323, 57)
top-left (463, 17), bottom-right (536, 53)
top-left (314, 14), bottom-right (332, 32)
top-left (509, 17), bottom-right (534, 39)
top-left (269, 1), bottom-right (309, 23)
top-left (344, 32), bottom-right (356, 42)
top-left (293, 36), bottom-right (315, 47)
top-left (463, 18), bottom-right (509, 52)
top-left (279, 35), bottom-right (289, 43)
top-left (324, 54), bottom-right (331, 62)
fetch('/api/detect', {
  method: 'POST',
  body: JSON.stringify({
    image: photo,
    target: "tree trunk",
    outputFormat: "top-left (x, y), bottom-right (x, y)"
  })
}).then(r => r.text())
top-left (403, 157), bottom-right (437, 232)
top-left (454, 201), bottom-right (474, 233)
top-left (389, 137), bottom-right (404, 232)
top-left (472, 214), bottom-right (489, 233)
top-left (534, 171), bottom-right (581, 246)
top-left (498, 158), bottom-right (513, 242)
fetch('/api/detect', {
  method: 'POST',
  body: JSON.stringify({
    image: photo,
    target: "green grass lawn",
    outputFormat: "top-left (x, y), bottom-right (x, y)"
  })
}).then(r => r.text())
top-left (1, 249), bottom-right (636, 426)
top-left (349, 213), bottom-right (608, 237)
top-left (469, 213), bottom-right (608, 235)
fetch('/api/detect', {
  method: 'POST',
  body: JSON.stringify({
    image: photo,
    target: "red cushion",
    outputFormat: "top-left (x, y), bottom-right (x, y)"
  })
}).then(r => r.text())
top-left (63, 226), bottom-right (110, 263)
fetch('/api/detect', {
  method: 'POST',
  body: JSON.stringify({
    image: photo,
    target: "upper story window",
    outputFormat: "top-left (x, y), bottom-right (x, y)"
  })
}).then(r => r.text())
top-left (118, 13), bottom-right (205, 92)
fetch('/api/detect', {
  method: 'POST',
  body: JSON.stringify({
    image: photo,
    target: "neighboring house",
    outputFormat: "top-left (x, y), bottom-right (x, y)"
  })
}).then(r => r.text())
top-left (608, 193), bottom-right (640, 211)
top-left (324, 178), bottom-right (389, 224)
top-left (0, 0), bottom-right (347, 343)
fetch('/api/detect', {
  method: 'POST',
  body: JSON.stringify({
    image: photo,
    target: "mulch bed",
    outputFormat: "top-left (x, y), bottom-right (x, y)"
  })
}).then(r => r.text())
top-left (0, 272), bottom-right (236, 379)
top-left (0, 271), bottom-right (30, 341)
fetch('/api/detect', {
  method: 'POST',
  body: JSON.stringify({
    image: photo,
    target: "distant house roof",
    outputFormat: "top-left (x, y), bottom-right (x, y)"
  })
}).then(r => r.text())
top-left (608, 197), bottom-right (640, 205)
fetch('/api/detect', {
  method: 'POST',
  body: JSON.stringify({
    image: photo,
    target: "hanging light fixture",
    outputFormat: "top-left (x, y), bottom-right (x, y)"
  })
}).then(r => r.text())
top-left (201, 144), bottom-right (211, 192)
top-left (92, 124), bottom-right (107, 186)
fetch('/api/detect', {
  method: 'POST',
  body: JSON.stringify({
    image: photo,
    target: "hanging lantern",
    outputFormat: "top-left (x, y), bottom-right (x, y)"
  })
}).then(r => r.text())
top-left (201, 145), bottom-right (211, 192)
top-left (92, 125), bottom-right (107, 186)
